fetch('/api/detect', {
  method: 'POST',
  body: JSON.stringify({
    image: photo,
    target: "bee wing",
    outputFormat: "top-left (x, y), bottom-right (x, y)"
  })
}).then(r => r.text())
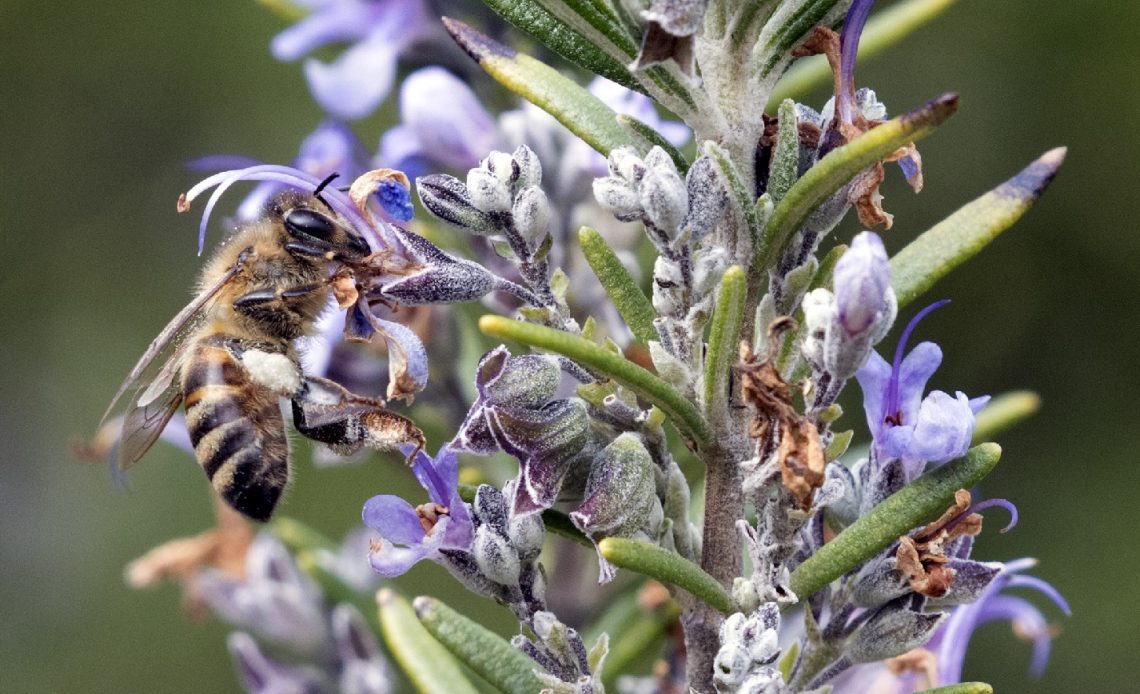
top-left (118, 371), bottom-right (184, 470)
top-left (103, 259), bottom-right (246, 468)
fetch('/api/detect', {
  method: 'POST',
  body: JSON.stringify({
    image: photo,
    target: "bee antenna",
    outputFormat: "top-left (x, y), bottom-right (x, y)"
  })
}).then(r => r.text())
top-left (313, 173), bottom-right (340, 212)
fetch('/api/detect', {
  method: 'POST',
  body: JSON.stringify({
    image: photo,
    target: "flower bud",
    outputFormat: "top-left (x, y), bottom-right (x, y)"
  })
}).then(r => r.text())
top-left (834, 231), bottom-right (891, 337)
top-left (331, 604), bottom-right (393, 694)
top-left (848, 603), bottom-right (944, 663)
top-left (608, 146), bottom-right (645, 182)
top-left (508, 512), bottom-right (545, 562)
top-left (511, 144), bottom-right (543, 191)
top-left (473, 524), bottom-right (521, 586)
top-left (473, 484), bottom-right (510, 534)
top-left (512, 185), bottom-right (551, 244)
top-left (640, 153), bottom-right (688, 236)
top-left (415, 174), bottom-right (495, 234)
top-left (683, 155), bottom-right (727, 239)
top-left (592, 176), bottom-right (642, 222)
top-left (467, 166), bottom-right (511, 214)
top-left (570, 433), bottom-right (656, 539)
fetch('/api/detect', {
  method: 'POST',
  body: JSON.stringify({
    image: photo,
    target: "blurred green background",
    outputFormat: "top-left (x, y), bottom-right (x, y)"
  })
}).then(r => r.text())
top-left (2, 0), bottom-right (1136, 691)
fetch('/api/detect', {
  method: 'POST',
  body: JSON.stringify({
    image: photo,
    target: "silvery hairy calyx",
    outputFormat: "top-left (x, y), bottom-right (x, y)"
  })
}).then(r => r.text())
top-left (107, 0), bottom-right (1072, 692)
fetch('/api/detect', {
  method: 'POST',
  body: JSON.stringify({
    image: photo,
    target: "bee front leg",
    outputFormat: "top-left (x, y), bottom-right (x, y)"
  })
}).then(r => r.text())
top-left (291, 376), bottom-right (425, 463)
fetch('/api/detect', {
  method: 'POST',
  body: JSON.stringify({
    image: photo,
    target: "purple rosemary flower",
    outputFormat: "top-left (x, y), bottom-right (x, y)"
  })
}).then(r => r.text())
top-left (270, 0), bottom-right (432, 120)
top-left (855, 301), bottom-right (989, 478)
top-left (376, 67), bottom-right (499, 179)
top-left (362, 444), bottom-right (474, 576)
top-left (837, 0), bottom-right (875, 128)
top-left (192, 121), bottom-right (368, 224)
top-left (935, 558), bottom-right (1069, 684)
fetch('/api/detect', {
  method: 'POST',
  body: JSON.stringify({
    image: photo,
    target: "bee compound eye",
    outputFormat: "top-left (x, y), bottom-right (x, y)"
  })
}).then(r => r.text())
top-left (284, 208), bottom-right (337, 242)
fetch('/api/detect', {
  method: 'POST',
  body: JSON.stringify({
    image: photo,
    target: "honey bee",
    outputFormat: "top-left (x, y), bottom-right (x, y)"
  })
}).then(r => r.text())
top-left (103, 187), bottom-right (424, 521)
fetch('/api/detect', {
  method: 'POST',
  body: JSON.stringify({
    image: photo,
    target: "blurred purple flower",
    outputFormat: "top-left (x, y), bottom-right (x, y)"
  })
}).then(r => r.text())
top-left (362, 444), bottom-right (474, 576)
top-left (198, 534), bottom-right (330, 657)
top-left (191, 121), bottom-right (368, 224)
top-left (377, 67), bottom-right (499, 179)
top-left (856, 301), bottom-right (989, 478)
top-left (227, 632), bottom-right (329, 694)
top-left (271, 0), bottom-right (433, 120)
top-left (935, 558), bottom-right (1069, 684)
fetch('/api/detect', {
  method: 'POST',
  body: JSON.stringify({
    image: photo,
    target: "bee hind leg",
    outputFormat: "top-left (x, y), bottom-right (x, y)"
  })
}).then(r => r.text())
top-left (291, 375), bottom-right (425, 463)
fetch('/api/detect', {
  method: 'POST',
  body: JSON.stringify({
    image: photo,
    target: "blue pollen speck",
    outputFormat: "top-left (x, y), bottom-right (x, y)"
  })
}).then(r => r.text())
top-left (377, 180), bottom-right (414, 221)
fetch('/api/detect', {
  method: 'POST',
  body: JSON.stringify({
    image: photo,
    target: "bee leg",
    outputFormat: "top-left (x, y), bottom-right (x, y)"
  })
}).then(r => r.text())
top-left (233, 284), bottom-right (324, 312)
top-left (291, 376), bottom-right (425, 462)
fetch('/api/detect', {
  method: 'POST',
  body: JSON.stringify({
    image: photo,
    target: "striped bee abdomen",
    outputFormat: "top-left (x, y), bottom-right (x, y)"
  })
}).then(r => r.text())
top-left (182, 336), bottom-right (289, 521)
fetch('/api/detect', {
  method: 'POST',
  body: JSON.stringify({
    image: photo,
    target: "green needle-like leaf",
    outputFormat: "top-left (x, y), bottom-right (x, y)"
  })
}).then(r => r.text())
top-left (767, 99), bottom-right (801, 203)
top-left (891, 147), bottom-right (1067, 309)
top-left (479, 315), bottom-right (713, 447)
top-left (475, 0), bottom-right (645, 94)
top-left (377, 589), bottom-right (479, 694)
top-left (971, 390), bottom-right (1041, 444)
top-left (705, 141), bottom-right (762, 251)
top-left (599, 537), bottom-right (735, 614)
top-left (770, 0), bottom-right (960, 105)
top-left (755, 0), bottom-right (845, 80)
top-left (756, 93), bottom-right (960, 272)
top-left (703, 266), bottom-right (747, 420)
top-left (915, 684), bottom-right (993, 694)
top-left (579, 226), bottom-right (659, 346)
top-left (617, 114), bottom-right (691, 172)
top-left (414, 596), bottom-right (545, 694)
top-left (443, 18), bottom-right (641, 158)
top-left (788, 443), bottom-right (1002, 600)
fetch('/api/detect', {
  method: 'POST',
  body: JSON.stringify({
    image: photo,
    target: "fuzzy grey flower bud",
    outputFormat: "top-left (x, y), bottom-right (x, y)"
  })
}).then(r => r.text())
top-left (467, 165), bottom-right (512, 214)
top-left (714, 606), bottom-right (784, 693)
top-left (683, 155), bottom-right (728, 239)
top-left (592, 176), bottom-right (642, 222)
top-left (608, 146), bottom-right (646, 182)
top-left (511, 144), bottom-right (542, 191)
top-left (416, 174), bottom-right (495, 234)
top-left (473, 524), bottom-right (521, 585)
top-left (472, 484), bottom-right (510, 535)
top-left (848, 603), bottom-right (945, 663)
top-left (641, 166), bottom-right (688, 237)
top-left (508, 513), bottom-right (546, 562)
top-left (332, 604), bottom-right (392, 694)
top-left (652, 256), bottom-right (684, 317)
top-left (512, 185), bottom-right (551, 244)
top-left (570, 433), bottom-right (656, 539)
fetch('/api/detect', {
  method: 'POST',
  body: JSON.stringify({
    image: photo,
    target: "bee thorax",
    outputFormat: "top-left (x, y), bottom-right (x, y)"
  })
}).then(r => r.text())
top-left (241, 350), bottom-right (302, 396)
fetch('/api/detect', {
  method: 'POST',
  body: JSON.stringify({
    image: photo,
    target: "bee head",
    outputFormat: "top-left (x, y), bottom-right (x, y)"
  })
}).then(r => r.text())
top-left (280, 204), bottom-right (371, 260)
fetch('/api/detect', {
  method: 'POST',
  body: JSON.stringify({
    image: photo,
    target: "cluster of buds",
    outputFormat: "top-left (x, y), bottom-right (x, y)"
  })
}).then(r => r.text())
top-left (593, 146), bottom-right (728, 364)
top-left (418, 145), bottom-right (576, 329)
top-left (713, 604), bottom-right (785, 693)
